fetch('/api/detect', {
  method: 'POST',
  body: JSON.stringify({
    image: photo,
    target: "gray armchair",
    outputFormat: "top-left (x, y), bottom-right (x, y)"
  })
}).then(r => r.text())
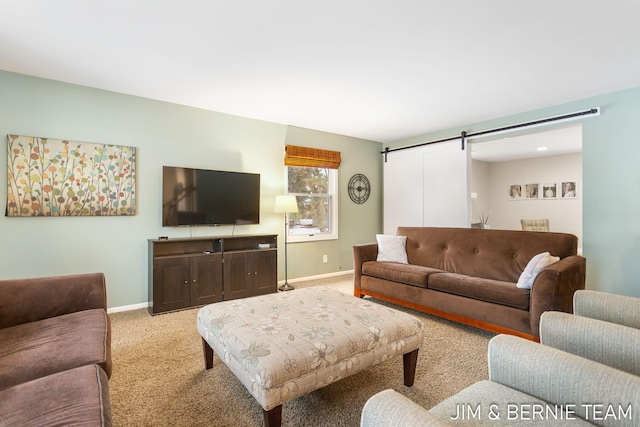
top-left (540, 291), bottom-right (640, 377)
top-left (361, 290), bottom-right (640, 427)
top-left (573, 289), bottom-right (640, 329)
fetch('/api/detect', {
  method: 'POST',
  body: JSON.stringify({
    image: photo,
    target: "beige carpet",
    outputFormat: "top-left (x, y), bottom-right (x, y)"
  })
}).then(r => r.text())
top-left (109, 274), bottom-right (494, 426)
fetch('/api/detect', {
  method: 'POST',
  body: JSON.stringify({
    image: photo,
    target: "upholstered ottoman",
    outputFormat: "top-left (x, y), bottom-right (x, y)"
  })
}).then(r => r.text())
top-left (197, 286), bottom-right (424, 427)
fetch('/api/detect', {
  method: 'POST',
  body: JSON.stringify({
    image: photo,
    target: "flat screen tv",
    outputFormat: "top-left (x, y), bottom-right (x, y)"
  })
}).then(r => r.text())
top-left (162, 166), bottom-right (260, 227)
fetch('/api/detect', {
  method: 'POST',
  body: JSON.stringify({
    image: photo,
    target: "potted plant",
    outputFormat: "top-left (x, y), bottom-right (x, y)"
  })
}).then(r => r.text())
top-left (479, 213), bottom-right (490, 229)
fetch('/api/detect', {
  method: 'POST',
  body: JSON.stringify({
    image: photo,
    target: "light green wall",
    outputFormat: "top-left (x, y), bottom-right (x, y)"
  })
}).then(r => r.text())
top-left (0, 71), bottom-right (382, 309)
top-left (284, 126), bottom-right (383, 278)
top-left (387, 86), bottom-right (640, 298)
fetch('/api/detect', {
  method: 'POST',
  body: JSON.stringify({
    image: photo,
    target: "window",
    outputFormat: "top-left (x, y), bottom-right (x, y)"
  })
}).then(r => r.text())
top-left (286, 166), bottom-right (338, 242)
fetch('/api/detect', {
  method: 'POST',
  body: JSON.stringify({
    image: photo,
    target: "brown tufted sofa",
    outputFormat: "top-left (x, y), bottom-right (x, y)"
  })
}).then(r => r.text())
top-left (0, 273), bottom-right (112, 426)
top-left (354, 227), bottom-right (586, 340)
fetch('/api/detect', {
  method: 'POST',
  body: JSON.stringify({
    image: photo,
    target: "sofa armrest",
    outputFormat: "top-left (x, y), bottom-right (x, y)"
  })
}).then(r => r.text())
top-left (361, 389), bottom-right (449, 427)
top-left (574, 289), bottom-right (640, 329)
top-left (528, 255), bottom-right (586, 336)
top-left (0, 273), bottom-right (107, 329)
top-left (540, 311), bottom-right (640, 376)
top-left (353, 243), bottom-right (378, 291)
top-left (488, 334), bottom-right (640, 422)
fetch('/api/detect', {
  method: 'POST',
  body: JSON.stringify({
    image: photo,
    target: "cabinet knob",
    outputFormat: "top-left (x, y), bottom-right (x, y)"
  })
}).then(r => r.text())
top-left (184, 280), bottom-right (188, 284)
top-left (193, 279), bottom-right (197, 283)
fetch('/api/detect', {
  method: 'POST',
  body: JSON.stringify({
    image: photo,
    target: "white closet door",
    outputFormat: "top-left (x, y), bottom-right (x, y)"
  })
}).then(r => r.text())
top-left (383, 149), bottom-right (423, 234)
top-left (422, 140), bottom-right (469, 227)
top-left (383, 139), bottom-right (469, 234)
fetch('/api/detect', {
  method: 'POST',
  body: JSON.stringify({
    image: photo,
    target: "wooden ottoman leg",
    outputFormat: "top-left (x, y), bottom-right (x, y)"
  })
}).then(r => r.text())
top-left (202, 338), bottom-right (214, 369)
top-left (263, 405), bottom-right (282, 427)
top-left (403, 349), bottom-right (419, 386)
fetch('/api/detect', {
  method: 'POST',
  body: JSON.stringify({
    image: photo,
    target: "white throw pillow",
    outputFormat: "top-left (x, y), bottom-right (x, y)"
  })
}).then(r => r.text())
top-left (517, 252), bottom-right (560, 289)
top-left (376, 234), bottom-right (408, 264)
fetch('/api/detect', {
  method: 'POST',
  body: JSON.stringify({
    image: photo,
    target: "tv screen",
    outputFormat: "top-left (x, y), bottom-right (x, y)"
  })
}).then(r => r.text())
top-left (162, 166), bottom-right (260, 226)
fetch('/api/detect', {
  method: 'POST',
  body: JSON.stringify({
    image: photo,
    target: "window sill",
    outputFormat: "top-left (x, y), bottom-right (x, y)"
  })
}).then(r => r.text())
top-left (287, 234), bottom-right (338, 243)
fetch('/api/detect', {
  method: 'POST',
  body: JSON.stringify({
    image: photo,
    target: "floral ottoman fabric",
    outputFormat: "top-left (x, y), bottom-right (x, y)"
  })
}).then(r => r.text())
top-left (197, 286), bottom-right (424, 411)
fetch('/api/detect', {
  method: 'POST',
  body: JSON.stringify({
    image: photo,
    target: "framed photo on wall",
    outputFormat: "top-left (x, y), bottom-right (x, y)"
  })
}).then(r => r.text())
top-left (561, 181), bottom-right (578, 198)
top-left (542, 182), bottom-right (558, 199)
top-left (525, 183), bottom-right (539, 199)
top-left (509, 184), bottom-right (523, 200)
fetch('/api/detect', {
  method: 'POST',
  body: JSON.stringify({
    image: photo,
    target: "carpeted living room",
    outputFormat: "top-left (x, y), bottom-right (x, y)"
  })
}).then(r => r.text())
top-left (108, 274), bottom-right (494, 426)
top-left (2, 2), bottom-right (640, 427)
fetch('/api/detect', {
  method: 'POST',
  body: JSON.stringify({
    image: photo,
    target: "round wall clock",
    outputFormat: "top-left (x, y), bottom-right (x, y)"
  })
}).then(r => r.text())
top-left (348, 173), bottom-right (371, 204)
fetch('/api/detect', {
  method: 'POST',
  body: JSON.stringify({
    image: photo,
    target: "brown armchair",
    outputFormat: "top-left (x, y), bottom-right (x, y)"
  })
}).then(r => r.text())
top-left (0, 273), bottom-right (112, 426)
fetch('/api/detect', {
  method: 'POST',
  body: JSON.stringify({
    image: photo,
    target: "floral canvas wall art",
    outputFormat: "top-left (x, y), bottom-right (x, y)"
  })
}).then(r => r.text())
top-left (6, 135), bottom-right (136, 217)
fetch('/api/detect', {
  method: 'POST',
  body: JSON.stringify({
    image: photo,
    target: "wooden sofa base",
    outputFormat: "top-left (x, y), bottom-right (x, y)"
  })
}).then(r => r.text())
top-left (355, 288), bottom-right (539, 342)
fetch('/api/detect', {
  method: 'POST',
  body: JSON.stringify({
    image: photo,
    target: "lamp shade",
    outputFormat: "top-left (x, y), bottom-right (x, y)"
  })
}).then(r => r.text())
top-left (274, 195), bottom-right (299, 214)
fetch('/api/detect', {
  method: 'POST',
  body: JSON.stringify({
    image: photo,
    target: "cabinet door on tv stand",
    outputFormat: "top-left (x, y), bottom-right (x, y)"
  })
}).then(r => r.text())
top-left (223, 252), bottom-right (252, 300)
top-left (153, 257), bottom-right (191, 313)
top-left (190, 253), bottom-right (223, 306)
top-left (252, 250), bottom-right (277, 296)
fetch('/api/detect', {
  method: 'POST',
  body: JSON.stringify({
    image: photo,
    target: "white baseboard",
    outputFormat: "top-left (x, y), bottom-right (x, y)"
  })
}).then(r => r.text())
top-left (107, 270), bottom-right (354, 314)
top-left (107, 302), bottom-right (148, 314)
top-left (279, 269), bottom-right (354, 285)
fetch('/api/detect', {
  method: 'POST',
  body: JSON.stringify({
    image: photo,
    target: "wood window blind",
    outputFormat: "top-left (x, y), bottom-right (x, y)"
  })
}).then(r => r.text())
top-left (284, 145), bottom-right (341, 169)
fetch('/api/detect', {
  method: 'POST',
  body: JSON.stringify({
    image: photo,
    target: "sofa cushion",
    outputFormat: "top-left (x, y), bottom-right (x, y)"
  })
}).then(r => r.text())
top-left (428, 273), bottom-right (530, 310)
top-left (516, 252), bottom-right (560, 289)
top-left (376, 234), bottom-right (408, 263)
top-left (0, 308), bottom-right (111, 390)
top-left (397, 227), bottom-right (577, 283)
top-left (0, 364), bottom-right (111, 427)
top-left (362, 261), bottom-right (444, 288)
top-left (0, 273), bottom-right (107, 329)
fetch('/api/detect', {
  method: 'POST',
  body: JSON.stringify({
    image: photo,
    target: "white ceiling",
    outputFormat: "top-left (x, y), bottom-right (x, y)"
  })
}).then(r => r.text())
top-left (1, 1), bottom-right (639, 143)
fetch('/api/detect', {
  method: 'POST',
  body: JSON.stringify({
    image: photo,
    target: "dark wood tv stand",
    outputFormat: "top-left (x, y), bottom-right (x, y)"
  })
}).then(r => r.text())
top-left (148, 234), bottom-right (278, 315)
